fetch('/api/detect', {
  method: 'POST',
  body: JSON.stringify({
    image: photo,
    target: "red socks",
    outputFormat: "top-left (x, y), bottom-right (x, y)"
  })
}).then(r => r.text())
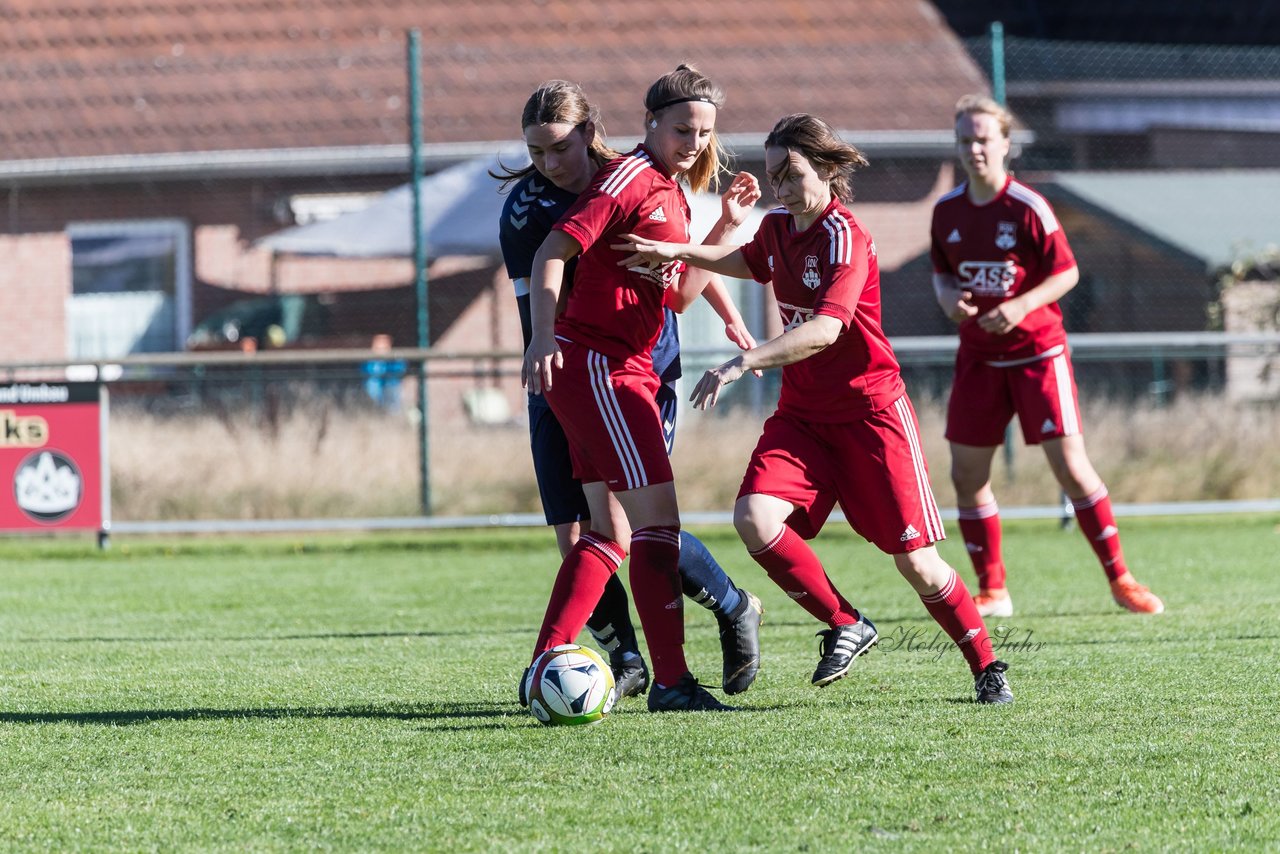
top-left (1071, 485), bottom-right (1127, 581)
top-left (919, 568), bottom-right (994, 675)
top-left (533, 532), bottom-right (625, 659)
top-left (628, 525), bottom-right (689, 686)
top-left (749, 525), bottom-right (858, 627)
top-left (957, 501), bottom-right (1006, 590)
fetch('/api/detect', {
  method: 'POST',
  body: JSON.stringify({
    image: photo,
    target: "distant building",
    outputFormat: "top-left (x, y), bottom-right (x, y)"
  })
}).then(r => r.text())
top-left (0, 0), bottom-right (989, 365)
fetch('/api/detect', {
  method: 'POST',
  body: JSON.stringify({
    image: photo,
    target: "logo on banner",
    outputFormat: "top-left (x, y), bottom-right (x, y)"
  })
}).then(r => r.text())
top-left (13, 450), bottom-right (82, 524)
top-left (995, 221), bottom-right (1018, 250)
top-left (802, 255), bottom-right (821, 289)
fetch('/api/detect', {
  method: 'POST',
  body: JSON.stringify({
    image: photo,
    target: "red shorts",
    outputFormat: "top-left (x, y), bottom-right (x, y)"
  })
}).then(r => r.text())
top-left (946, 346), bottom-right (1083, 447)
top-left (737, 395), bottom-right (946, 554)
top-left (543, 337), bottom-right (673, 491)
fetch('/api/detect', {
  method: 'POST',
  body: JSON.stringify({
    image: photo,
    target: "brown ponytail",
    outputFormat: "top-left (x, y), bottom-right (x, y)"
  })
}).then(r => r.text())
top-left (644, 64), bottom-right (728, 193)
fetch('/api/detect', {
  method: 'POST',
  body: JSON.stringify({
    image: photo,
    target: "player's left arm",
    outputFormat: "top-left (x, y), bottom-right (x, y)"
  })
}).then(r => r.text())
top-left (977, 265), bottom-right (1079, 335)
top-left (689, 314), bottom-right (842, 410)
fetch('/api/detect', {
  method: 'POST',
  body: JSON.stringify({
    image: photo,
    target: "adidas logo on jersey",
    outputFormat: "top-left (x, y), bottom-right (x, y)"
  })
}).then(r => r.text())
top-left (1041, 418), bottom-right (1057, 433)
top-left (947, 228), bottom-right (962, 243)
top-left (900, 524), bottom-right (921, 542)
top-left (648, 205), bottom-right (667, 222)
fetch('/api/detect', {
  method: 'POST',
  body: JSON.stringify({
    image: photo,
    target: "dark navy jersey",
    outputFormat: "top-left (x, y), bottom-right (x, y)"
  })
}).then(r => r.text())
top-left (498, 170), bottom-right (680, 391)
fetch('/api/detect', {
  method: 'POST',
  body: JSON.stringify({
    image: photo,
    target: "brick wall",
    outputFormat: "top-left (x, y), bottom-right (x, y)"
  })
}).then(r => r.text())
top-left (0, 233), bottom-right (70, 362)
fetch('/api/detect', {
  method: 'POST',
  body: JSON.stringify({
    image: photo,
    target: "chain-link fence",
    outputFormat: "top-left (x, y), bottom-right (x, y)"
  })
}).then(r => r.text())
top-left (2, 6), bottom-right (1278, 526)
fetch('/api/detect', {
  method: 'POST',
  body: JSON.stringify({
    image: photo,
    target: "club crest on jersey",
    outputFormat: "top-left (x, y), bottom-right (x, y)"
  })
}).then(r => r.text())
top-left (802, 255), bottom-right (821, 290)
top-left (995, 221), bottom-right (1018, 250)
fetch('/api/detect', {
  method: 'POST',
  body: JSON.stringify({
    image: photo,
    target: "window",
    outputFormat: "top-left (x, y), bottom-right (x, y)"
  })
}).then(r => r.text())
top-left (67, 219), bottom-right (191, 358)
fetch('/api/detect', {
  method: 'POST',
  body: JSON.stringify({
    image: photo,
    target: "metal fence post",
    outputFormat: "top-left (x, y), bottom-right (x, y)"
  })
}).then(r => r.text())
top-left (408, 28), bottom-right (432, 515)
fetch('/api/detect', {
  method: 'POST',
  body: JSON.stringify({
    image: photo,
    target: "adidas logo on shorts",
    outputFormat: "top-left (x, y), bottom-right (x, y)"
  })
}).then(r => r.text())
top-left (1041, 418), bottom-right (1057, 433)
top-left (900, 524), bottom-right (921, 542)
top-left (648, 205), bottom-right (667, 222)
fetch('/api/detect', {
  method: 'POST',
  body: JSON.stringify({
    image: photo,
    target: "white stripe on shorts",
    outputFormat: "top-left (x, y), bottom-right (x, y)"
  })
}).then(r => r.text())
top-left (1051, 353), bottom-right (1079, 436)
top-left (894, 396), bottom-right (945, 543)
top-left (587, 350), bottom-right (647, 490)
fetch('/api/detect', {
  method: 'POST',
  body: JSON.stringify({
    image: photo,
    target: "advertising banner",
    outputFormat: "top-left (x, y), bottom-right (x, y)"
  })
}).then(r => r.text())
top-left (0, 382), bottom-right (107, 535)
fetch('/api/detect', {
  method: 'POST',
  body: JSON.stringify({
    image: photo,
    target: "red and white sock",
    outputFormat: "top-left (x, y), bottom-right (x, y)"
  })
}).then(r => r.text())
top-left (957, 501), bottom-right (1006, 591)
top-left (533, 532), bottom-right (625, 660)
top-left (1071, 485), bottom-right (1127, 581)
top-left (919, 568), bottom-right (995, 675)
top-left (628, 525), bottom-right (688, 686)
top-left (749, 525), bottom-right (858, 627)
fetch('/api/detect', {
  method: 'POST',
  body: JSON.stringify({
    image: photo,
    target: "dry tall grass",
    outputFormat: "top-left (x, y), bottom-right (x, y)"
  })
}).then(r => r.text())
top-left (109, 394), bottom-right (1279, 520)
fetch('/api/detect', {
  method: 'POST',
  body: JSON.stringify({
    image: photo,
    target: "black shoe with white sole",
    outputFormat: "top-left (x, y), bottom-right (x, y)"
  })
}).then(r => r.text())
top-left (974, 660), bottom-right (1014, 704)
top-left (811, 615), bottom-right (878, 687)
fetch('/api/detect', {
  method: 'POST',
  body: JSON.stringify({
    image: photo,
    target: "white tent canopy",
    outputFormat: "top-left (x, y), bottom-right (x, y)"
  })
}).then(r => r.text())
top-left (258, 149), bottom-right (765, 258)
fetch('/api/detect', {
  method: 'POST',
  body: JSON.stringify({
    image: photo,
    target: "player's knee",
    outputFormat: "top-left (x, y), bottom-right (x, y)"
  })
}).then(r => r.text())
top-left (950, 463), bottom-right (986, 497)
top-left (892, 548), bottom-right (950, 593)
top-left (733, 501), bottom-right (771, 548)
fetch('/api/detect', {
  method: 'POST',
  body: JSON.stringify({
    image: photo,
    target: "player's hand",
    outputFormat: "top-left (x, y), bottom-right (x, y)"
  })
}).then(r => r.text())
top-left (522, 333), bottom-right (563, 395)
top-left (611, 233), bottom-right (678, 270)
top-left (939, 287), bottom-right (979, 324)
top-left (690, 356), bottom-right (746, 410)
top-left (978, 299), bottom-right (1028, 335)
top-left (722, 322), bottom-right (763, 378)
top-left (721, 171), bottom-right (762, 227)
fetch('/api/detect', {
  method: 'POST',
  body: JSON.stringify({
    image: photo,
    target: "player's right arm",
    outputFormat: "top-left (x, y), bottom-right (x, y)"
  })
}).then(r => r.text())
top-left (524, 230), bottom-right (583, 395)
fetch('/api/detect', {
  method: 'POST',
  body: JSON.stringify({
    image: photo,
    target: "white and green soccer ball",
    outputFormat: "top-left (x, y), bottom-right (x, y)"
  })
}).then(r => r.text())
top-left (526, 644), bottom-right (617, 726)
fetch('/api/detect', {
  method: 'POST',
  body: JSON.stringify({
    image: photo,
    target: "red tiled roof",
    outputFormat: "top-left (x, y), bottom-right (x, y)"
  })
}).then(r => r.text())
top-left (0, 0), bottom-right (988, 163)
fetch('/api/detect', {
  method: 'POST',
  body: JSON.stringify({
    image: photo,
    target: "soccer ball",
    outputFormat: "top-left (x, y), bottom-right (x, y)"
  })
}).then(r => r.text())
top-left (526, 644), bottom-right (617, 726)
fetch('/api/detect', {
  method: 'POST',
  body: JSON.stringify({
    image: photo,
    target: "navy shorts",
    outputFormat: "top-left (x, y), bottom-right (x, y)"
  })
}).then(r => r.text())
top-left (528, 396), bottom-right (590, 526)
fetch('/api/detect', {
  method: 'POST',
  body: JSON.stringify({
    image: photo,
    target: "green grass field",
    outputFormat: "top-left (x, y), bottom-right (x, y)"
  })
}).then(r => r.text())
top-left (1, 516), bottom-right (1277, 851)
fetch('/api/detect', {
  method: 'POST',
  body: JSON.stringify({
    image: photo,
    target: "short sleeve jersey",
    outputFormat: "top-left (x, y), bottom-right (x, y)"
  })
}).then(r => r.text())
top-left (552, 145), bottom-right (691, 365)
top-left (930, 177), bottom-right (1077, 361)
top-left (498, 169), bottom-right (682, 392)
top-left (738, 199), bottom-right (906, 423)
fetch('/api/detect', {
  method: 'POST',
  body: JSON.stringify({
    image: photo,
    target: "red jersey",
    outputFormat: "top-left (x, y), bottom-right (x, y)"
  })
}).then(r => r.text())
top-left (739, 199), bottom-right (906, 423)
top-left (930, 176), bottom-right (1077, 361)
top-left (553, 145), bottom-right (690, 363)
